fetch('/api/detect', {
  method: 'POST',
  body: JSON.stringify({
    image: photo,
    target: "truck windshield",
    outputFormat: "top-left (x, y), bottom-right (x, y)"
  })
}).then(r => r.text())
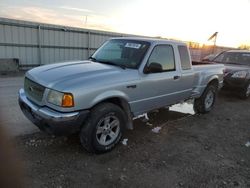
top-left (90, 39), bottom-right (150, 69)
top-left (213, 52), bottom-right (250, 66)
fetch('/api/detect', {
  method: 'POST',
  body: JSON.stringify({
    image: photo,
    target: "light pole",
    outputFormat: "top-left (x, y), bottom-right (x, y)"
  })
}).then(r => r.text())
top-left (208, 32), bottom-right (218, 53)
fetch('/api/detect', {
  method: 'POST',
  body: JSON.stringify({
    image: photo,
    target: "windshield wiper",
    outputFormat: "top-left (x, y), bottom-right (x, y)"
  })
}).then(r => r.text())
top-left (222, 62), bottom-right (240, 65)
top-left (89, 57), bottom-right (126, 69)
top-left (97, 60), bottom-right (126, 69)
top-left (88, 56), bottom-right (97, 62)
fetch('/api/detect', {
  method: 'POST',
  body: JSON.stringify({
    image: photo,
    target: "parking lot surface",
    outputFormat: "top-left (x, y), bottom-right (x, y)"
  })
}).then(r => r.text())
top-left (0, 74), bottom-right (38, 136)
top-left (14, 92), bottom-right (250, 188)
top-left (1, 73), bottom-right (250, 187)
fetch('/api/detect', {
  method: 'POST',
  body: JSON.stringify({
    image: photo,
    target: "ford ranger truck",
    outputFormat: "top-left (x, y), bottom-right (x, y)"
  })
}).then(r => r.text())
top-left (19, 37), bottom-right (224, 153)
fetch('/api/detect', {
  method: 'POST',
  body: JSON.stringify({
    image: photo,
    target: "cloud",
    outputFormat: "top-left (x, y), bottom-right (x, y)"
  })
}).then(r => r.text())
top-left (60, 6), bottom-right (94, 13)
top-left (0, 6), bottom-right (114, 32)
top-left (2, 2), bottom-right (248, 47)
top-left (0, 6), bottom-right (57, 23)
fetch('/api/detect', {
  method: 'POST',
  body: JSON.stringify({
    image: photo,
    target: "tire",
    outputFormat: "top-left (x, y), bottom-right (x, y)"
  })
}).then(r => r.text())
top-left (239, 82), bottom-right (250, 99)
top-left (79, 103), bottom-right (126, 153)
top-left (194, 84), bottom-right (217, 114)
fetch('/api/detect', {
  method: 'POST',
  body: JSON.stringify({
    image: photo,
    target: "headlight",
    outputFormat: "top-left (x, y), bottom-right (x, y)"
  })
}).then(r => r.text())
top-left (47, 90), bottom-right (74, 107)
top-left (231, 71), bottom-right (247, 79)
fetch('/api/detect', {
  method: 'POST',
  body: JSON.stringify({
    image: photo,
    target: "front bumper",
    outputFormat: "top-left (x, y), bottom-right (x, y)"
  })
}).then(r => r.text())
top-left (18, 88), bottom-right (89, 135)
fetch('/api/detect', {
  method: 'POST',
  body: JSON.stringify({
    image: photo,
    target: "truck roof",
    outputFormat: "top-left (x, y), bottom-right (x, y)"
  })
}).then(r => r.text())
top-left (111, 37), bottom-right (187, 46)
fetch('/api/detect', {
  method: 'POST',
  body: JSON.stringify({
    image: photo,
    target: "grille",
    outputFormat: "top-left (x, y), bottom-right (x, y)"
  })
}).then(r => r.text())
top-left (24, 78), bottom-right (45, 102)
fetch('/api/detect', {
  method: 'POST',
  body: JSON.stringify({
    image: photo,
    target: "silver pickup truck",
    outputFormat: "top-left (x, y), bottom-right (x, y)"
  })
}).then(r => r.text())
top-left (19, 37), bottom-right (224, 153)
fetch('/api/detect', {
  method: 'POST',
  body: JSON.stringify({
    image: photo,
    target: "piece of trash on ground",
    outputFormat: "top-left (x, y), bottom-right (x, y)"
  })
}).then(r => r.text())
top-left (245, 141), bottom-right (250, 147)
top-left (119, 174), bottom-right (127, 181)
top-left (133, 113), bottom-right (149, 121)
top-left (146, 122), bottom-right (153, 126)
top-left (122, 138), bottom-right (128, 146)
top-left (151, 126), bottom-right (161, 133)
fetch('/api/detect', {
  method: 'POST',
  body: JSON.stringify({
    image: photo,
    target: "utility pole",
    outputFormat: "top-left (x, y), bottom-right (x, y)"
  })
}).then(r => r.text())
top-left (208, 32), bottom-right (218, 54)
top-left (84, 15), bottom-right (88, 27)
top-left (213, 33), bottom-right (218, 53)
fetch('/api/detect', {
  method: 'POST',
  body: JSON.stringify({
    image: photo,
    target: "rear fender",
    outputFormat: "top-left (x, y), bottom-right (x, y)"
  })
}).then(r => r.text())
top-left (200, 76), bottom-right (219, 95)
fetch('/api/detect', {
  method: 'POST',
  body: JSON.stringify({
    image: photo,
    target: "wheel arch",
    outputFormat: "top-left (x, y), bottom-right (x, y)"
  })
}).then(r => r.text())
top-left (194, 78), bottom-right (218, 114)
top-left (207, 78), bottom-right (219, 89)
top-left (91, 92), bottom-right (133, 130)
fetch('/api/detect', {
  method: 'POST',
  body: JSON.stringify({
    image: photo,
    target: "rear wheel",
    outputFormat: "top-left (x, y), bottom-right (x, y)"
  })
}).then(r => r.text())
top-left (240, 82), bottom-right (250, 99)
top-left (194, 84), bottom-right (217, 114)
top-left (79, 103), bottom-right (126, 153)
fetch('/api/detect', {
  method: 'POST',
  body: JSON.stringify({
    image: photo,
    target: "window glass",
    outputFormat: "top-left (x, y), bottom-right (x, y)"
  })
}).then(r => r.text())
top-left (92, 39), bottom-right (150, 69)
top-left (214, 52), bottom-right (250, 65)
top-left (178, 46), bottom-right (191, 70)
top-left (96, 41), bottom-right (122, 60)
top-left (148, 45), bottom-right (175, 71)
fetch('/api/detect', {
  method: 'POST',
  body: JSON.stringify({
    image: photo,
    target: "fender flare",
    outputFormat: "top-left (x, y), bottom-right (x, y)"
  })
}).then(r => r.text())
top-left (91, 91), bottom-right (133, 130)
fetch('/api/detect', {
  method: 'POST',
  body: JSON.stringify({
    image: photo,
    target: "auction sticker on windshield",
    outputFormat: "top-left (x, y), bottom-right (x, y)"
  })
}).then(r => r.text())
top-left (125, 43), bottom-right (141, 49)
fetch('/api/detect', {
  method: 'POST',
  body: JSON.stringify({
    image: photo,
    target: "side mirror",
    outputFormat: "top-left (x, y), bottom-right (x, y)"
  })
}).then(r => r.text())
top-left (144, 62), bottom-right (163, 73)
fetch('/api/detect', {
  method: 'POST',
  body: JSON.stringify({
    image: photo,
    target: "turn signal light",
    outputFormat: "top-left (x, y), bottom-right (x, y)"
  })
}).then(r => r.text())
top-left (62, 93), bottom-right (74, 107)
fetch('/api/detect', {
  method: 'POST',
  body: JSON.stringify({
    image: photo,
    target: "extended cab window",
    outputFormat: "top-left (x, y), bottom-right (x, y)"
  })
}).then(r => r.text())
top-left (147, 45), bottom-right (175, 72)
top-left (178, 45), bottom-right (191, 70)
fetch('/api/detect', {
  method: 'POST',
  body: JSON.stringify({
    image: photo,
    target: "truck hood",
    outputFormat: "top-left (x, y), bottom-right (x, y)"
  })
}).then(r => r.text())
top-left (26, 60), bottom-right (139, 91)
top-left (223, 64), bottom-right (250, 74)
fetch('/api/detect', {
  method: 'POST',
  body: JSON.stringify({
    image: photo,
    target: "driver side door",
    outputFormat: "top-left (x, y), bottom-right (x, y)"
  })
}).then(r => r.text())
top-left (130, 44), bottom-right (183, 114)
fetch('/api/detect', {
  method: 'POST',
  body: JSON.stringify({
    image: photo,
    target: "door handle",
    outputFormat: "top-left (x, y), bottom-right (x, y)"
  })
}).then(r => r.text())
top-left (127, 85), bottom-right (137, 89)
top-left (173, 75), bottom-right (180, 80)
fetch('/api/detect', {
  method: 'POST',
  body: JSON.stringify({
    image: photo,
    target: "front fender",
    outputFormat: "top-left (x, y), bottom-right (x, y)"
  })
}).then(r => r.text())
top-left (90, 90), bottom-right (134, 130)
top-left (91, 90), bottom-right (130, 107)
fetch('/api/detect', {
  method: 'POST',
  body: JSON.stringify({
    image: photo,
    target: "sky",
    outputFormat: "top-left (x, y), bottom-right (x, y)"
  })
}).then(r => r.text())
top-left (0, 0), bottom-right (250, 47)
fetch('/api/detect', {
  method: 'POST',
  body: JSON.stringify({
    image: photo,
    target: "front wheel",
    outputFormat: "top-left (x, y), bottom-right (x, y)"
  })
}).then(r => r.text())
top-left (79, 103), bottom-right (126, 153)
top-left (240, 82), bottom-right (250, 99)
top-left (194, 84), bottom-right (217, 114)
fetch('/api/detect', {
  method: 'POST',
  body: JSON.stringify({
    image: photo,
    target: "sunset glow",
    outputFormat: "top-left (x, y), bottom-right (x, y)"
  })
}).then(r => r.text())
top-left (0, 0), bottom-right (250, 47)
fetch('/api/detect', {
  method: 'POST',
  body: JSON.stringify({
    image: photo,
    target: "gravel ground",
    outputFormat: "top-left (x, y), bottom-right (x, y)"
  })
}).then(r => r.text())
top-left (14, 92), bottom-right (250, 188)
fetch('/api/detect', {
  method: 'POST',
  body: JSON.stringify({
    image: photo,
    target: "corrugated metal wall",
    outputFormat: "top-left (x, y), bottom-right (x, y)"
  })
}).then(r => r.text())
top-left (0, 17), bottom-right (130, 67)
top-left (189, 48), bottom-right (202, 62)
top-left (1, 17), bottom-right (232, 67)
